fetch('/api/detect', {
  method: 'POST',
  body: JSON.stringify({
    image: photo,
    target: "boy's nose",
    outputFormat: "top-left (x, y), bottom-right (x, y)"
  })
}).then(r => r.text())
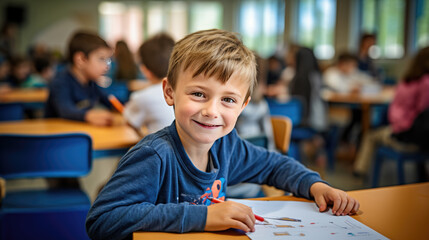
top-left (201, 100), bottom-right (219, 118)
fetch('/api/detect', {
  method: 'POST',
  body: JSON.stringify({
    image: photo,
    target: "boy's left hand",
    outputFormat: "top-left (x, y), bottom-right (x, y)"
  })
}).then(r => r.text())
top-left (310, 182), bottom-right (360, 216)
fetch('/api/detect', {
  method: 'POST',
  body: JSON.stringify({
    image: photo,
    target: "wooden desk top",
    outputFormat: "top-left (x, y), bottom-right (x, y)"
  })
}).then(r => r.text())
top-left (0, 118), bottom-right (141, 151)
top-left (133, 182), bottom-right (429, 240)
top-left (322, 86), bottom-right (395, 105)
top-left (0, 88), bottom-right (48, 103)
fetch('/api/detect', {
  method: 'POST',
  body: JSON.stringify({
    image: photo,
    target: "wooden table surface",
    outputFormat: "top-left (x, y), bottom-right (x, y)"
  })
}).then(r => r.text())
top-left (322, 87), bottom-right (395, 135)
top-left (0, 88), bottom-right (48, 103)
top-left (0, 118), bottom-right (141, 151)
top-left (133, 182), bottom-right (429, 240)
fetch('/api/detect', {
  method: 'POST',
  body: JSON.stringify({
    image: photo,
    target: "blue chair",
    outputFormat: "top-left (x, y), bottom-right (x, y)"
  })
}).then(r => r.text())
top-left (0, 103), bottom-right (24, 121)
top-left (244, 135), bottom-right (268, 149)
top-left (266, 97), bottom-right (316, 162)
top-left (102, 81), bottom-right (130, 104)
top-left (371, 145), bottom-right (429, 187)
top-left (0, 133), bottom-right (93, 240)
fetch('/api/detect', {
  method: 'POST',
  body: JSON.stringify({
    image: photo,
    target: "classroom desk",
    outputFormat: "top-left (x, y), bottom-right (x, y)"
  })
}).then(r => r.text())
top-left (322, 87), bottom-right (395, 135)
top-left (133, 182), bottom-right (429, 240)
top-left (0, 118), bottom-right (141, 158)
top-left (0, 88), bottom-right (48, 103)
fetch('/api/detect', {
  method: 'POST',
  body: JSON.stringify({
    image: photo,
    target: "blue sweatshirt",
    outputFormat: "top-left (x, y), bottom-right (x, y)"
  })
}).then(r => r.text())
top-left (86, 122), bottom-right (324, 240)
top-left (45, 68), bottom-right (111, 121)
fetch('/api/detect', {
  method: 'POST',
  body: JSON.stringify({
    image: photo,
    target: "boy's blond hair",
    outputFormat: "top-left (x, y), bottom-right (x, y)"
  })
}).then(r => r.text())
top-left (167, 29), bottom-right (256, 102)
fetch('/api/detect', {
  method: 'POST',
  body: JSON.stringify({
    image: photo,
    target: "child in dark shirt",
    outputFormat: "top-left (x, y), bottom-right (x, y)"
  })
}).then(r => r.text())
top-left (45, 31), bottom-right (113, 126)
top-left (86, 29), bottom-right (360, 240)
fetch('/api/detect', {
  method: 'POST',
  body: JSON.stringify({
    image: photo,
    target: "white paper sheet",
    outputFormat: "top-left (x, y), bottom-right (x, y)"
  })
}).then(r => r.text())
top-left (231, 199), bottom-right (389, 240)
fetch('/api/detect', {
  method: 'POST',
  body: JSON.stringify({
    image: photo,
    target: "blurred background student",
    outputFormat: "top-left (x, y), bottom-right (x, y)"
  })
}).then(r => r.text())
top-left (357, 33), bottom-right (379, 79)
top-left (21, 56), bottom-right (54, 88)
top-left (354, 46), bottom-right (429, 177)
top-left (123, 33), bottom-right (175, 134)
top-left (101, 40), bottom-right (141, 103)
top-left (44, 31), bottom-right (114, 127)
top-left (289, 47), bottom-right (327, 132)
top-left (6, 55), bottom-right (31, 87)
top-left (110, 40), bottom-right (139, 82)
top-left (0, 52), bottom-right (10, 93)
top-left (323, 52), bottom-right (373, 94)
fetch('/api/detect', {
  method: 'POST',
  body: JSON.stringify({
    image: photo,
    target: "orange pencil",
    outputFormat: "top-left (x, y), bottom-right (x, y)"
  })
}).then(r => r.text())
top-left (108, 94), bottom-right (124, 113)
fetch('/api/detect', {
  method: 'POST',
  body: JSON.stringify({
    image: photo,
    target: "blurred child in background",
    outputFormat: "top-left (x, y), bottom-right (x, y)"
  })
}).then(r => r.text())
top-left (123, 33), bottom-right (175, 134)
top-left (353, 46), bottom-right (429, 176)
top-left (45, 31), bottom-right (114, 126)
top-left (22, 56), bottom-right (54, 88)
top-left (324, 52), bottom-right (373, 94)
top-left (112, 40), bottom-right (139, 81)
top-left (6, 56), bottom-right (31, 87)
top-left (0, 53), bottom-right (11, 93)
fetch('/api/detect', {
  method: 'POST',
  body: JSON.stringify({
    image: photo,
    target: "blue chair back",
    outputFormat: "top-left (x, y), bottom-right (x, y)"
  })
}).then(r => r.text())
top-left (0, 103), bottom-right (24, 121)
top-left (265, 97), bottom-right (303, 125)
top-left (102, 81), bottom-right (130, 104)
top-left (0, 133), bottom-right (92, 179)
top-left (245, 135), bottom-right (268, 149)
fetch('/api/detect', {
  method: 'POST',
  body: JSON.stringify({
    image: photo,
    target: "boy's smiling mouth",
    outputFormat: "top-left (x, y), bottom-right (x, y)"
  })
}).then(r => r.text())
top-left (193, 120), bottom-right (221, 128)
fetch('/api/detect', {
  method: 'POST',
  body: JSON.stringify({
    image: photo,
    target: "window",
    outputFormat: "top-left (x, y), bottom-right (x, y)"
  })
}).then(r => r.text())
top-left (99, 1), bottom-right (223, 45)
top-left (190, 2), bottom-right (223, 33)
top-left (415, 0), bottom-right (429, 49)
top-left (296, 0), bottom-right (336, 59)
top-left (238, 0), bottom-right (285, 58)
top-left (99, 2), bottom-right (143, 53)
top-left (360, 0), bottom-right (405, 59)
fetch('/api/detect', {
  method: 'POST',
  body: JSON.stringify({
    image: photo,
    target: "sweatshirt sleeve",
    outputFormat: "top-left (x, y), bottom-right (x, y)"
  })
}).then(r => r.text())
top-left (50, 79), bottom-right (87, 121)
top-left (227, 132), bottom-right (326, 199)
top-left (85, 146), bottom-right (207, 240)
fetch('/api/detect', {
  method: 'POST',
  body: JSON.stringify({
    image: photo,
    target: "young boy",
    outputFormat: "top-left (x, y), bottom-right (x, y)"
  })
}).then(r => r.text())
top-left (86, 29), bottom-right (359, 240)
top-left (123, 33), bottom-right (175, 134)
top-left (323, 52), bottom-right (372, 94)
top-left (45, 31), bottom-right (114, 126)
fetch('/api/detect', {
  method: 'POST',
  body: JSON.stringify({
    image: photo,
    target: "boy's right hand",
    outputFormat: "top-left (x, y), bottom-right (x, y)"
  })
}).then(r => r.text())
top-left (84, 109), bottom-right (114, 126)
top-left (205, 201), bottom-right (256, 233)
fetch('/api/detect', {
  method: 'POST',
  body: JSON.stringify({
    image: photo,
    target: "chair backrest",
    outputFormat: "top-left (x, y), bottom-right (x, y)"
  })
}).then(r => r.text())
top-left (0, 103), bottom-right (24, 122)
top-left (266, 97), bottom-right (303, 125)
top-left (0, 133), bottom-right (92, 179)
top-left (271, 116), bottom-right (293, 154)
top-left (244, 135), bottom-right (268, 148)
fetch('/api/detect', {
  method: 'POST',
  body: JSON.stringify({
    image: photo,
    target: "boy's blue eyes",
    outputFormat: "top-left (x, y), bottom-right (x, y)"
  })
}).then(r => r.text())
top-left (223, 98), bottom-right (236, 103)
top-left (192, 92), bottom-right (204, 97)
top-left (191, 92), bottom-right (236, 104)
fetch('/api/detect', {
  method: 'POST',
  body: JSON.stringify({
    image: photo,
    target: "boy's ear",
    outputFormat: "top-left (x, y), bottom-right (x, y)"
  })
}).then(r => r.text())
top-left (162, 78), bottom-right (174, 106)
top-left (73, 52), bottom-right (87, 67)
top-left (241, 96), bottom-right (251, 111)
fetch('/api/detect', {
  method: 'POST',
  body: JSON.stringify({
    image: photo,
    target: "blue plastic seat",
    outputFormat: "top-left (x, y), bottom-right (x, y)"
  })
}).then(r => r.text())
top-left (266, 97), bottom-right (316, 162)
top-left (371, 145), bottom-right (429, 187)
top-left (0, 133), bottom-right (93, 240)
top-left (244, 135), bottom-right (268, 149)
top-left (0, 103), bottom-right (24, 121)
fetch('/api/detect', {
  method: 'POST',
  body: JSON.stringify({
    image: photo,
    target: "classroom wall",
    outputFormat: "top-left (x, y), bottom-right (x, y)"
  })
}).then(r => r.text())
top-left (1, 0), bottom-right (411, 81)
top-left (0, 0), bottom-right (101, 54)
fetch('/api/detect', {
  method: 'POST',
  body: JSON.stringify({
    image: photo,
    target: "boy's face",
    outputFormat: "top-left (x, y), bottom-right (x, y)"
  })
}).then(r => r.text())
top-left (81, 47), bottom-right (112, 80)
top-left (338, 61), bottom-right (357, 75)
top-left (163, 69), bottom-right (250, 146)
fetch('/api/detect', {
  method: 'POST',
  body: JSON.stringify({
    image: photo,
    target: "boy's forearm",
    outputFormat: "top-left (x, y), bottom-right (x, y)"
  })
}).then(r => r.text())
top-left (86, 203), bottom-right (208, 239)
